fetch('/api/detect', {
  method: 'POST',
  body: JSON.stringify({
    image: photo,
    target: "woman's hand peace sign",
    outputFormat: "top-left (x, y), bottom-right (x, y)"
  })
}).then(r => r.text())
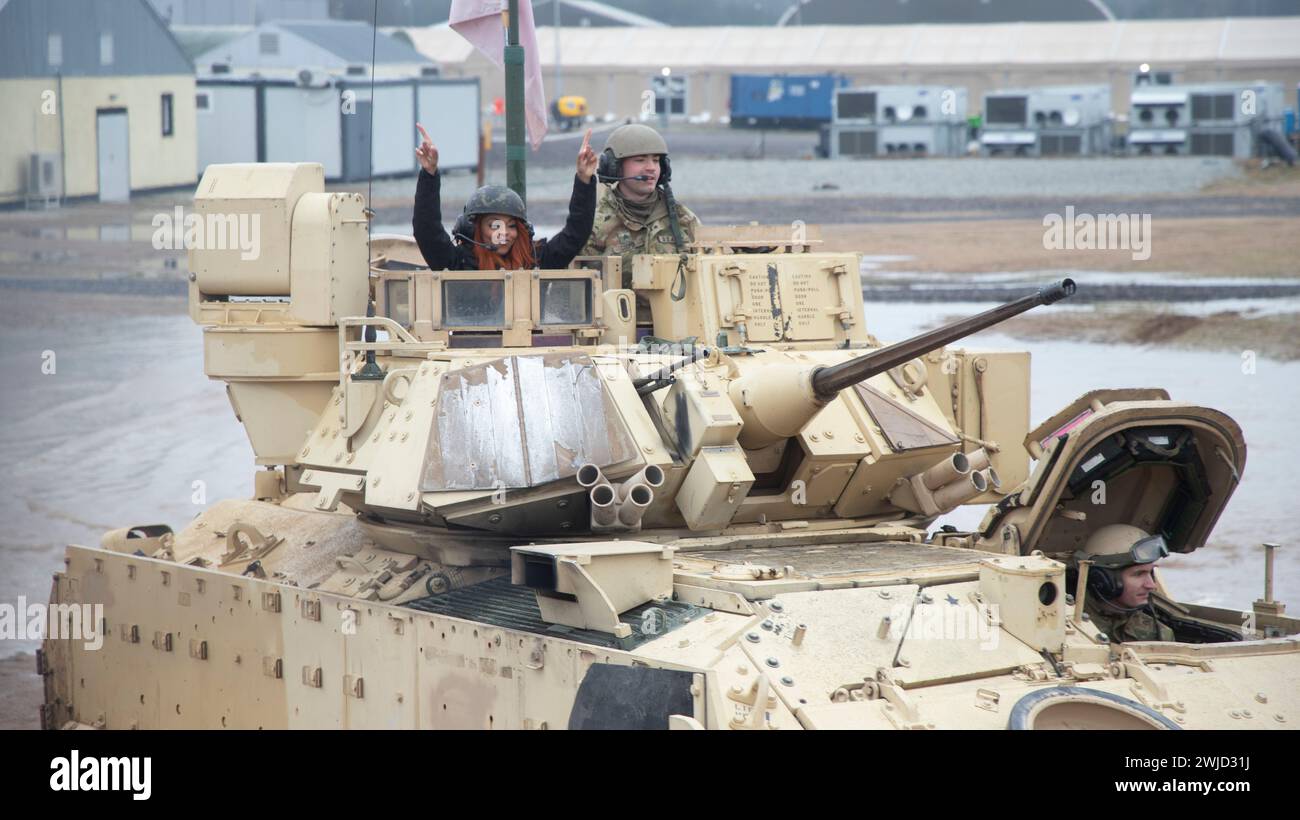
top-left (415, 122), bottom-right (439, 175)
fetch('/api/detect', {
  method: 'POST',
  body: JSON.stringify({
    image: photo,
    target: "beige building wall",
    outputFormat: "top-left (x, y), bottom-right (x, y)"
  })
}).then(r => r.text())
top-left (0, 79), bottom-right (64, 202)
top-left (0, 74), bottom-right (197, 204)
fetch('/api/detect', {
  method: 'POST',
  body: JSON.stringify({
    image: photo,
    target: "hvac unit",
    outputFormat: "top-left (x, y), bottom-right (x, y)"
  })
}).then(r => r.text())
top-left (28, 153), bottom-right (61, 196)
top-left (982, 86), bottom-right (1111, 157)
top-left (981, 93), bottom-right (1033, 156)
top-left (1131, 83), bottom-right (1287, 159)
top-left (831, 86), bottom-right (967, 157)
top-left (27, 153), bottom-right (62, 207)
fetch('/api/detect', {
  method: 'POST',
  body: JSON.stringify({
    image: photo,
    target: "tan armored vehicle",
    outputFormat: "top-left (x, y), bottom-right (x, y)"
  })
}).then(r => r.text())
top-left (40, 163), bottom-right (1298, 730)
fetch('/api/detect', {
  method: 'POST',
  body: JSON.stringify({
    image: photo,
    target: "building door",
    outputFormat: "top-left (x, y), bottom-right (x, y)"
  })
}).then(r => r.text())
top-left (342, 100), bottom-right (373, 182)
top-left (96, 109), bottom-right (130, 202)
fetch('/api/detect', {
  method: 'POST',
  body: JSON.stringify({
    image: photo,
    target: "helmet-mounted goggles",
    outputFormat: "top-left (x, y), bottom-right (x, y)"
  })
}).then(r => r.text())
top-left (1089, 533), bottom-right (1170, 568)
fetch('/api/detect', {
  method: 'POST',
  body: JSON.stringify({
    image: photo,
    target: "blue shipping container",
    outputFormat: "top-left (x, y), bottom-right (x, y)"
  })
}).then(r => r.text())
top-left (730, 74), bottom-right (848, 129)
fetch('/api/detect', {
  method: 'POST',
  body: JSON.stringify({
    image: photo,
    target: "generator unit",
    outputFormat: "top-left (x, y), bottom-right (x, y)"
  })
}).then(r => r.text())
top-left (1129, 81), bottom-right (1287, 158)
top-left (730, 73), bottom-right (848, 129)
top-left (980, 85), bottom-right (1111, 157)
top-left (829, 85), bottom-right (968, 158)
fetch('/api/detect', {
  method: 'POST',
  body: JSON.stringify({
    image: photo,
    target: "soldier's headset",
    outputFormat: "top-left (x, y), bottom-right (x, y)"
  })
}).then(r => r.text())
top-left (1064, 565), bottom-right (1123, 602)
top-left (451, 212), bottom-right (535, 249)
top-left (596, 149), bottom-right (672, 185)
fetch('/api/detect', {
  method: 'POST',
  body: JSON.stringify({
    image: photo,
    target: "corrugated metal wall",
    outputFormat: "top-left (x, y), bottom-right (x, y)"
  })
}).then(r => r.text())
top-left (0, 0), bottom-right (192, 78)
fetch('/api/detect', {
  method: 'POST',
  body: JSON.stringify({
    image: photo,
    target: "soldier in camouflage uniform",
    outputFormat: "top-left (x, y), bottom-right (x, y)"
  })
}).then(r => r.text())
top-left (580, 124), bottom-right (700, 289)
top-left (1072, 524), bottom-right (1176, 643)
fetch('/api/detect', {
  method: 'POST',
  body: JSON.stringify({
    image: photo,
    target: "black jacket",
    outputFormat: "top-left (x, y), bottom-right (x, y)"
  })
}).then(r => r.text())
top-left (412, 170), bottom-right (596, 271)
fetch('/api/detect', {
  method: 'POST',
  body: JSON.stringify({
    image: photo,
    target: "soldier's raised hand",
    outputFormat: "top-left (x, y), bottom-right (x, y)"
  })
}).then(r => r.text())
top-left (415, 123), bottom-right (439, 175)
top-left (576, 129), bottom-right (597, 184)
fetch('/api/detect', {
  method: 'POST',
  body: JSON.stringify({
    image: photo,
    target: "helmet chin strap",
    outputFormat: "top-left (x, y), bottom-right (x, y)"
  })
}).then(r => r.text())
top-left (1097, 594), bottom-right (1143, 615)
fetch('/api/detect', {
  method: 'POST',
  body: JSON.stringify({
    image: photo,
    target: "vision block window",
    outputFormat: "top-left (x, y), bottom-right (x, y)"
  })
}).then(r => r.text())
top-left (539, 278), bottom-right (592, 325)
top-left (385, 279), bottom-right (410, 326)
top-left (443, 280), bottom-right (504, 327)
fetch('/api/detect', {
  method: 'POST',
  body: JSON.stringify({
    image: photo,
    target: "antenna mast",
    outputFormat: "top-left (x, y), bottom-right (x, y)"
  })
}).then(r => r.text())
top-left (504, 0), bottom-right (527, 202)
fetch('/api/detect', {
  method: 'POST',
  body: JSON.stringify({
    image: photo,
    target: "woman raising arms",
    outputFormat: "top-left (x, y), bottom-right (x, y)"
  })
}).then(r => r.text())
top-left (412, 123), bottom-right (598, 271)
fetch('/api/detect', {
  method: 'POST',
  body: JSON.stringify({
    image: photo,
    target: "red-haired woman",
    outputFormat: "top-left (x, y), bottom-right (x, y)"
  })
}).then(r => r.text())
top-left (412, 123), bottom-right (598, 271)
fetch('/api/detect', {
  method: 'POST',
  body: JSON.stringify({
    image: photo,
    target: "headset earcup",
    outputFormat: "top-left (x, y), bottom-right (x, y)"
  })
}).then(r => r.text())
top-left (1087, 567), bottom-right (1122, 601)
top-left (597, 149), bottom-right (618, 182)
top-left (452, 213), bottom-right (474, 244)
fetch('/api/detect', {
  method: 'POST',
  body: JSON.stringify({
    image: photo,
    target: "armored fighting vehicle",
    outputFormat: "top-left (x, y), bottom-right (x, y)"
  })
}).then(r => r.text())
top-left (40, 163), bottom-right (1298, 730)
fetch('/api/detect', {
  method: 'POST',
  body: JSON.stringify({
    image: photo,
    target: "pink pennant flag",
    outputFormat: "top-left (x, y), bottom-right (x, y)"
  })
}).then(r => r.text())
top-left (449, 0), bottom-right (549, 149)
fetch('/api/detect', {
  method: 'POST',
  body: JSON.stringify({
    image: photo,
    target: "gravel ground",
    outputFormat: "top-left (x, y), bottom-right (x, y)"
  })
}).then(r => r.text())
top-left (365, 156), bottom-right (1246, 206)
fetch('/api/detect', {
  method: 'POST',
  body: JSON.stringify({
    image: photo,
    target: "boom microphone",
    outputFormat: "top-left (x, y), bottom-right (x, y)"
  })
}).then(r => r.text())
top-left (453, 232), bottom-right (498, 251)
top-left (597, 174), bottom-right (653, 182)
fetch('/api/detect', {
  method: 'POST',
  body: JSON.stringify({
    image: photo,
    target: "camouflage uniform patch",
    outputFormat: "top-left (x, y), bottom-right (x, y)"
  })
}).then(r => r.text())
top-left (1086, 601), bottom-right (1175, 643)
top-left (580, 187), bottom-right (700, 288)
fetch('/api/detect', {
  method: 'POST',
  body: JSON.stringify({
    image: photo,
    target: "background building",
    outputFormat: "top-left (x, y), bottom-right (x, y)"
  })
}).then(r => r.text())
top-left (195, 75), bottom-right (479, 182)
top-left (0, 0), bottom-right (197, 205)
top-left (399, 17), bottom-right (1300, 125)
top-left (190, 19), bottom-right (435, 79)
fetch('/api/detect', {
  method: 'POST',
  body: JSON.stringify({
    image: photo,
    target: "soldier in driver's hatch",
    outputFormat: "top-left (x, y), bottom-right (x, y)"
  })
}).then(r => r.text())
top-left (412, 123), bottom-right (597, 271)
top-left (580, 123), bottom-right (700, 288)
top-left (1069, 524), bottom-right (1175, 642)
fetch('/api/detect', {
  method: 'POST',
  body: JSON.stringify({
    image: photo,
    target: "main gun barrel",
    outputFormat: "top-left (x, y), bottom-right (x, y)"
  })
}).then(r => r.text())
top-left (811, 278), bottom-right (1075, 400)
top-left (729, 278), bottom-right (1076, 449)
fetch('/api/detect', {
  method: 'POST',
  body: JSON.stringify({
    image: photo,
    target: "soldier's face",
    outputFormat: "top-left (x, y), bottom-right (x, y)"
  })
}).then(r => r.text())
top-left (1116, 562), bottom-right (1160, 608)
top-left (484, 216), bottom-right (518, 254)
top-left (620, 154), bottom-right (660, 199)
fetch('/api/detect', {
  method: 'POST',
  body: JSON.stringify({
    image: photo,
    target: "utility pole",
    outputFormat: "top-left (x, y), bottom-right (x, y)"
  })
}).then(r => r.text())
top-left (553, 0), bottom-right (563, 99)
top-left (504, 0), bottom-right (526, 201)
